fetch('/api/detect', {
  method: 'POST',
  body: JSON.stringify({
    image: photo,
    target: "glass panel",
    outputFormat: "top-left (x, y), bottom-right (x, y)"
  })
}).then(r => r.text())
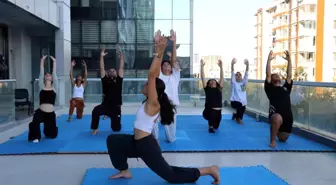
top-left (101, 20), bottom-right (117, 43)
top-left (0, 80), bottom-right (15, 124)
top-left (153, 0), bottom-right (171, 19)
top-left (133, 0), bottom-right (155, 19)
top-left (153, 20), bottom-right (172, 37)
top-left (172, 20), bottom-right (190, 44)
top-left (137, 20), bottom-right (156, 44)
top-left (81, 0), bottom-right (90, 7)
top-left (118, 44), bottom-right (136, 69)
top-left (173, 0), bottom-right (190, 19)
top-left (71, 20), bottom-right (81, 43)
top-left (82, 44), bottom-right (99, 57)
top-left (71, 0), bottom-right (80, 7)
top-left (118, 20), bottom-right (136, 44)
top-left (82, 21), bottom-right (99, 43)
top-left (308, 86), bottom-right (336, 138)
top-left (135, 44), bottom-right (154, 69)
top-left (246, 82), bottom-right (261, 112)
top-left (71, 45), bottom-right (81, 57)
top-left (291, 85), bottom-right (310, 128)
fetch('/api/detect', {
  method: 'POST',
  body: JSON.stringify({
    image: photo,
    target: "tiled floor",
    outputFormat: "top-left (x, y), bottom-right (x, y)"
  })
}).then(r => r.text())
top-left (0, 103), bottom-right (336, 185)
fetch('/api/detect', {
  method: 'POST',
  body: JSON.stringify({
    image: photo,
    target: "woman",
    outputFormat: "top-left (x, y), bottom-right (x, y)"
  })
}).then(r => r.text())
top-left (28, 55), bottom-right (58, 143)
top-left (106, 31), bottom-right (220, 184)
top-left (230, 58), bottom-right (249, 124)
top-left (200, 59), bottom-right (224, 133)
top-left (67, 60), bottom-right (87, 122)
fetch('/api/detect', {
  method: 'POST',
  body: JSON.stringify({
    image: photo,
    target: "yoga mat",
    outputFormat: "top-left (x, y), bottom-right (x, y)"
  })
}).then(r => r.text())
top-left (81, 166), bottom-right (290, 185)
top-left (0, 114), bottom-right (334, 155)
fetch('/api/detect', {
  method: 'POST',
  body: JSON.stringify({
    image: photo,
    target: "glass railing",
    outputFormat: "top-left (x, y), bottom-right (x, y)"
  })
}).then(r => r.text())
top-left (32, 78), bottom-right (336, 140)
top-left (0, 79), bottom-right (16, 125)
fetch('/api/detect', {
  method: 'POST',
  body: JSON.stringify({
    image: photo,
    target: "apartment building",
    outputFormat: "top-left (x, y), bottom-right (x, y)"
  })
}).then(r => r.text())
top-left (201, 55), bottom-right (222, 78)
top-left (255, 0), bottom-right (336, 82)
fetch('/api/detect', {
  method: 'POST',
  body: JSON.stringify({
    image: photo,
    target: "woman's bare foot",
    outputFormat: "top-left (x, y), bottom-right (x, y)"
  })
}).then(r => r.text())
top-left (109, 170), bottom-right (132, 179)
top-left (269, 140), bottom-right (276, 148)
top-left (210, 166), bottom-right (220, 184)
top-left (236, 118), bottom-right (243, 124)
top-left (67, 116), bottom-right (71, 122)
top-left (91, 129), bottom-right (98, 135)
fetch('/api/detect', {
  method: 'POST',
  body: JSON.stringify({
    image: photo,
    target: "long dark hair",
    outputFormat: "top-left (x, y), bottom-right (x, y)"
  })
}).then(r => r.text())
top-left (143, 78), bottom-right (176, 125)
top-left (206, 79), bottom-right (220, 89)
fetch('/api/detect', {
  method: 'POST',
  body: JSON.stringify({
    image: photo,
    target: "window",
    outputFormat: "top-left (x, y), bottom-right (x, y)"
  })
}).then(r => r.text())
top-left (309, 4), bottom-right (316, 13)
top-left (334, 20), bottom-right (336, 29)
top-left (334, 53), bottom-right (336, 61)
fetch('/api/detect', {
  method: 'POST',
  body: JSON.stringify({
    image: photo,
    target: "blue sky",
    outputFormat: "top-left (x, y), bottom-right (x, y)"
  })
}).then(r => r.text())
top-left (193, 0), bottom-right (271, 62)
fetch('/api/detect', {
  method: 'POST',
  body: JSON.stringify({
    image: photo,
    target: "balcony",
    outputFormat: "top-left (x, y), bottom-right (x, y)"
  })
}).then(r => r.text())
top-left (0, 78), bottom-right (335, 185)
top-left (298, 12), bottom-right (316, 22)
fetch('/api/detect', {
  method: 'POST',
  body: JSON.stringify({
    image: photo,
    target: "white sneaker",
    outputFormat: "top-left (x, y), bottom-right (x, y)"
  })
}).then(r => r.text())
top-left (32, 139), bottom-right (39, 143)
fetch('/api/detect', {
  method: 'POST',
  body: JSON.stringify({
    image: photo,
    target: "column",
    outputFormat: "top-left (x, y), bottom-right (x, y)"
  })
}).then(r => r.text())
top-left (54, 0), bottom-right (71, 107)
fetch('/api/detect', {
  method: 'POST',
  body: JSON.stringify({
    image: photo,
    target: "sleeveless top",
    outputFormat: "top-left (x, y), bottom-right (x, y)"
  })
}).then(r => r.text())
top-left (39, 90), bottom-right (56, 105)
top-left (134, 102), bottom-right (160, 133)
top-left (73, 84), bottom-right (84, 98)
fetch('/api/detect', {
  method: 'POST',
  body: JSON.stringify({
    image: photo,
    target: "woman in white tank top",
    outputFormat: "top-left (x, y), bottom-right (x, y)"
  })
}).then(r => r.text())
top-left (67, 60), bottom-right (87, 122)
top-left (105, 31), bottom-right (220, 184)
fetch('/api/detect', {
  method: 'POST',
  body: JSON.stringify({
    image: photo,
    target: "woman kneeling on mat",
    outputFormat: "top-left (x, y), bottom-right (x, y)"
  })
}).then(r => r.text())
top-left (28, 55), bottom-right (58, 143)
top-left (200, 58), bottom-right (224, 133)
top-left (106, 30), bottom-right (220, 184)
top-left (67, 60), bottom-right (87, 122)
top-left (230, 58), bottom-right (249, 124)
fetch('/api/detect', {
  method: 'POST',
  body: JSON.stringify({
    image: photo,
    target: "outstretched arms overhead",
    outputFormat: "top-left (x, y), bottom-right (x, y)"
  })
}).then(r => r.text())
top-left (200, 59), bottom-right (206, 88)
top-left (282, 50), bottom-right (292, 84)
top-left (100, 49), bottom-right (108, 78)
top-left (218, 59), bottom-right (224, 88)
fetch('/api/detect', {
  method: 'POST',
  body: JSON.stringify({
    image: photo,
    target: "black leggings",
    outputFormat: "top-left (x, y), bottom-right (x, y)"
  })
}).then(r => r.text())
top-left (91, 104), bottom-right (121, 131)
top-left (28, 109), bottom-right (58, 141)
top-left (202, 108), bottom-right (222, 129)
top-left (106, 134), bottom-right (200, 184)
top-left (231, 101), bottom-right (246, 120)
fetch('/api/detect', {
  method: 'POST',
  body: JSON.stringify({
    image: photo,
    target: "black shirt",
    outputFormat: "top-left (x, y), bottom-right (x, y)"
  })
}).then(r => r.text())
top-left (102, 75), bottom-right (123, 106)
top-left (204, 87), bottom-right (222, 108)
top-left (39, 90), bottom-right (56, 105)
top-left (264, 79), bottom-right (293, 115)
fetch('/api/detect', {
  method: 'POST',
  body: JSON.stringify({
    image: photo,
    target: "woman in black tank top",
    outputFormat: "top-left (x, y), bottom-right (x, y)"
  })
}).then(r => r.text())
top-left (200, 59), bottom-right (224, 133)
top-left (28, 55), bottom-right (59, 143)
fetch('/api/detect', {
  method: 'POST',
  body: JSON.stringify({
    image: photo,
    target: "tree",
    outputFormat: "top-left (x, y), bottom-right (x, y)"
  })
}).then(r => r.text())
top-left (275, 65), bottom-right (307, 81)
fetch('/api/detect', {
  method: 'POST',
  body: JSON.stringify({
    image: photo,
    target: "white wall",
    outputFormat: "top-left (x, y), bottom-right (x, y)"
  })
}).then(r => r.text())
top-left (322, 0), bottom-right (334, 82)
top-left (8, 28), bottom-right (32, 96)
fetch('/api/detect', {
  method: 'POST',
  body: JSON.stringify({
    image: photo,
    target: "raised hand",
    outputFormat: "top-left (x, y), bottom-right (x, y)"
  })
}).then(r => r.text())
top-left (282, 50), bottom-right (290, 61)
top-left (231, 58), bottom-right (237, 65)
top-left (50, 56), bottom-right (56, 62)
top-left (71, 60), bottom-right (76, 67)
top-left (154, 30), bottom-right (161, 44)
top-left (101, 49), bottom-right (108, 57)
top-left (244, 59), bottom-right (249, 66)
top-left (201, 59), bottom-right (205, 67)
top-left (41, 55), bottom-right (47, 61)
top-left (169, 29), bottom-right (176, 42)
top-left (166, 51), bottom-right (172, 58)
top-left (267, 51), bottom-right (275, 61)
top-left (217, 59), bottom-right (222, 67)
top-left (82, 60), bottom-right (86, 67)
top-left (155, 32), bottom-right (168, 56)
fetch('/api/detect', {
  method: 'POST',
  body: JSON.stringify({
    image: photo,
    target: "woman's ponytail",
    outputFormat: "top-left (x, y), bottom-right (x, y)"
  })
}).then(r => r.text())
top-left (158, 92), bottom-right (176, 125)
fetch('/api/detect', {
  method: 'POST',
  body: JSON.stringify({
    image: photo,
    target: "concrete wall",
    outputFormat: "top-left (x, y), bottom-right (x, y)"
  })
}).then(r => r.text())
top-left (8, 28), bottom-right (32, 96)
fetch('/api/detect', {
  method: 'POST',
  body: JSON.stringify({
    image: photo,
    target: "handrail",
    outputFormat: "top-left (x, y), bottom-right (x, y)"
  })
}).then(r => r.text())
top-left (33, 78), bottom-right (336, 88)
top-left (0, 79), bottom-right (17, 82)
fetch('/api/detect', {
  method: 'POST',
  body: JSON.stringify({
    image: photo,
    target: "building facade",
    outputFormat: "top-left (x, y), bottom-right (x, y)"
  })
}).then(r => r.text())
top-left (255, 0), bottom-right (336, 82)
top-left (70, 0), bottom-right (193, 78)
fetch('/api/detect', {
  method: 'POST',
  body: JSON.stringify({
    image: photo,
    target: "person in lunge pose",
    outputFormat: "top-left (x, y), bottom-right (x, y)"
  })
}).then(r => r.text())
top-left (28, 55), bottom-right (58, 143)
top-left (67, 60), bottom-right (87, 122)
top-left (200, 58), bottom-right (224, 133)
top-left (152, 29), bottom-right (179, 143)
top-left (265, 50), bottom-right (293, 148)
top-left (106, 31), bottom-right (220, 184)
top-left (90, 49), bottom-right (124, 135)
top-left (230, 58), bottom-right (249, 124)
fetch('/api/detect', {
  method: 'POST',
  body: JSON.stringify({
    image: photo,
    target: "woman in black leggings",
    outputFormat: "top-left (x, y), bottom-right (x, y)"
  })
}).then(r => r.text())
top-left (200, 58), bottom-right (224, 133)
top-left (106, 30), bottom-right (220, 184)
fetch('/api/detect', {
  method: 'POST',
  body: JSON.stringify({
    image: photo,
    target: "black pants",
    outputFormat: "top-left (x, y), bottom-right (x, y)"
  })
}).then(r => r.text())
top-left (202, 108), bottom-right (222, 129)
top-left (28, 109), bottom-right (58, 141)
top-left (231, 101), bottom-right (246, 120)
top-left (107, 134), bottom-right (200, 184)
top-left (91, 104), bottom-right (121, 131)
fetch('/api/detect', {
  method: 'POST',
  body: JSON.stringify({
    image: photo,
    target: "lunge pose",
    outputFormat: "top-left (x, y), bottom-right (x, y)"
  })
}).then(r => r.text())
top-left (152, 29), bottom-right (179, 143)
top-left (265, 50), bottom-right (293, 148)
top-left (91, 49), bottom-right (124, 135)
top-left (28, 55), bottom-right (58, 143)
top-left (200, 59), bottom-right (224, 133)
top-left (67, 60), bottom-right (87, 122)
top-left (106, 31), bottom-right (220, 184)
top-left (230, 58), bottom-right (249, 124)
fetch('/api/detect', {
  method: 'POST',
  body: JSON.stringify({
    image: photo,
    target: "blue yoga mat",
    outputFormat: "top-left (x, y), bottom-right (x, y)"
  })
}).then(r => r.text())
top-left (81, 165), bottom-right (290, 185)
top-left (0, 114), bottom-right (334, 155)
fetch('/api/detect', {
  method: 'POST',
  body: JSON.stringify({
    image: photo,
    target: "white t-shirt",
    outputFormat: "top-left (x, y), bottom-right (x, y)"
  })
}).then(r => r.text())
top-left (159, 67), bottom-right (180, 105)
top-left (230, 71), bottom-right (248, 106)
